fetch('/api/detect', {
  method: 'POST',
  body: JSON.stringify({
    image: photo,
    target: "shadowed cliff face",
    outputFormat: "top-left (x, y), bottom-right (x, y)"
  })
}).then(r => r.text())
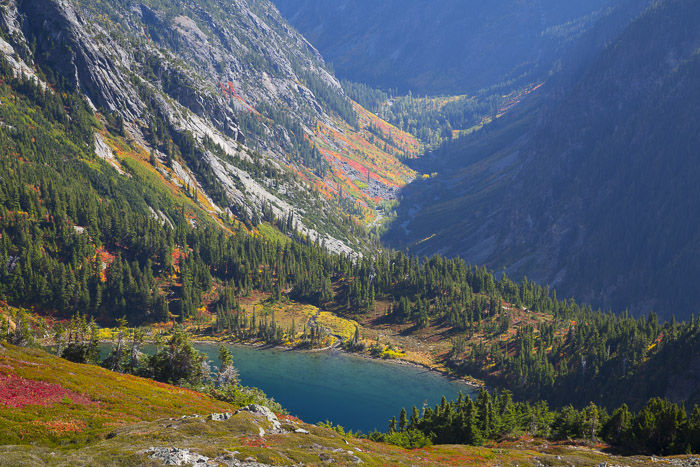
top-left (273, 0), bottom-right (616, 95)
top-left (384, 0), bottom-right (700, 320)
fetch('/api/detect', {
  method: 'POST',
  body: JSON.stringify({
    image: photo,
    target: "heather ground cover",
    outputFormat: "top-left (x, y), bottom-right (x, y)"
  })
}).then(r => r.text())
top-left (0, 343), bottom-right (233, 446)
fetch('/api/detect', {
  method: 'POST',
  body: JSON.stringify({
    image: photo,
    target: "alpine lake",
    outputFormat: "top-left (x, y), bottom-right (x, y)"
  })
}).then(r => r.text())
top-left (102, 343), bottom-right (477, 433)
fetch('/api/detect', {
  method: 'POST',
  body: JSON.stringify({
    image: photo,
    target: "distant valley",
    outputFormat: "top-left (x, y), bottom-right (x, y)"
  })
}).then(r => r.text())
top-left (273, 0), bottom-right (617, 95)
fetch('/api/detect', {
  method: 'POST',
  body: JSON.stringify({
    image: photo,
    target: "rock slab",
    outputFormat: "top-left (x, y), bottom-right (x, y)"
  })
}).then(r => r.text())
top-left (237, 404), bottom-right (281, 430)
top-left (210, 412), bottom-right (232, 421)
top-left (147, 447), bottom-right (216, 466)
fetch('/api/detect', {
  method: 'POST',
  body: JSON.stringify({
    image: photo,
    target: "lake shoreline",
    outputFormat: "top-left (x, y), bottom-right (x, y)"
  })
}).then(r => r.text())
top-left (93, 338), bottom-right (478, 432)
top-left (188, 337), bottom-right (483, 390)
top-left (93, 329), bottom-right (483, 390)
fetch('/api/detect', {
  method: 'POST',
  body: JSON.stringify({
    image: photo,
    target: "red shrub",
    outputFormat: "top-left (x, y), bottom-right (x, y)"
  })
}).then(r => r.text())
top-left (0, 373), bottom-right (94, 408)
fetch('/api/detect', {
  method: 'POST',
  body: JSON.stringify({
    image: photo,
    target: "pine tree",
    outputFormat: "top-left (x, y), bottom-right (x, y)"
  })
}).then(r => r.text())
top-left (410, 405), bottom-right (420, 429)
top-left (388, 416), bottom-right (397, 433)
top-left (399, 407), bottom-right (408, 432)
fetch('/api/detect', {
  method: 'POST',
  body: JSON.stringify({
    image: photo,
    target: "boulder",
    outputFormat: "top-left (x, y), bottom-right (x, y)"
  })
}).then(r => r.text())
top-left (147, 447), bottom-right (215, 466)
top-left (210, 412), bottom-right (232, 421)
top-left (236, 404), bottom-right (281, 430)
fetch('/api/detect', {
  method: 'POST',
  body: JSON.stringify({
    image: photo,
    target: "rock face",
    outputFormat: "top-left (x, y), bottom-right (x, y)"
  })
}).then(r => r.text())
top-left (18, 0), bottom-right (144, 120)
top-left (13, 0), bottom-right (338, 134)
top-left (148, 447), bottom-right (216, 466)
top-left (210, 412), bottom-right (233, 421)
top-left (0, 0), bottom-right (364, 256)
top-left (236, 404), bottom-right (281, 431)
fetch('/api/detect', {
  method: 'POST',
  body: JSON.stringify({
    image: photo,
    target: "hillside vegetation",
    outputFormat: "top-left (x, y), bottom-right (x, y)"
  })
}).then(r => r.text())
top-left (0, 343), bottom-right (234, 447)
top-left (2, 343), bottom-right (697, 466)
top-left (3, 0), bottom-right (426, 259)
top-left (5, 0), bottom-right (700, 463)
top-left (3, 35), bottom-right (700, 421)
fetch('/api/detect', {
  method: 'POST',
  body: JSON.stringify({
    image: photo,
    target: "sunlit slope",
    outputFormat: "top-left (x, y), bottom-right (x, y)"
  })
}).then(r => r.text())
top-left (314, 102), bottom-right (420, 221)
top-left (0, 344), bottom-right (233, 446)
top-left (0, 344), bottom-right (669, 467)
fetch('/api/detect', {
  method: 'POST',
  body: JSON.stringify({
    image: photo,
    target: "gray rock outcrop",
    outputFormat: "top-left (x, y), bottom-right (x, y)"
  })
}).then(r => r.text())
top-left (17, 0), bottom-right (145, 120)
top-left (0, 0), bottom-right (366, 257)
top-left (147, 447), bottom-right (216, 466)
top-left (236, 404), bottom-right (281, 431)
top-left (210, 412), bottom-right (233, 421)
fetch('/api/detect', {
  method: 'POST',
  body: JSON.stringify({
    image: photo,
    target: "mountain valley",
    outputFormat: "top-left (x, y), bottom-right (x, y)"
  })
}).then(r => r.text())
top-left (2, 0), bottom-right (700, 464)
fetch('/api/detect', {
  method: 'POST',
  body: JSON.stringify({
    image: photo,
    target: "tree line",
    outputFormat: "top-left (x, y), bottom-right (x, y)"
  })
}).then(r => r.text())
top-left (374, 389), bottom-right (700, 456)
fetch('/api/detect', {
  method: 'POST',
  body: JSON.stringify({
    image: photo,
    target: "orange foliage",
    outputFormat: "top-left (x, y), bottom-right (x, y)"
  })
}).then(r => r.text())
top-left (310, 104), bottom-right (419, 217)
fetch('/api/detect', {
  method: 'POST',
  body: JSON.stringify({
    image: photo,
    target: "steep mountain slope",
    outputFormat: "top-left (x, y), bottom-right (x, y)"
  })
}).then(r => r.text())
top-left (0, 0), bottom-right (419, 328)
top-left (273, 0), bottom-right (620, 95)
top-left (385, 0), bottom-right (700, 319)
top-left (1, 0), bottom-right (417, 256)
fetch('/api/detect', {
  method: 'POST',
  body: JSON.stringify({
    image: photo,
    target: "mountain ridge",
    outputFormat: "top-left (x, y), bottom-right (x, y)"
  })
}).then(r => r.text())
top-left (273, 0), bottom-right (620, 96)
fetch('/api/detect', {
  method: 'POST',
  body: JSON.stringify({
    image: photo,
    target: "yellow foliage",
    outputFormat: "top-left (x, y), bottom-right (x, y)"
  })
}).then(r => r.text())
top-left (381, 349), bottom-right (406, 360)
top-left (96, 328), bottom-right (118, 341)
top-left (316, 312), bottom-right (359, 340)
top-left (416, 233), bottom-right (436, 245)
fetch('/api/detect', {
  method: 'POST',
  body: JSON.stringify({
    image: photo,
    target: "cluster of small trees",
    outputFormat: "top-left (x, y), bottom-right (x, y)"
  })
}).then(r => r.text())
top-left (216, 302), bottom-right (329, 349)
top-left (54, 319), bottom-right (207, 386)
top-left (54, 321), bottom-right (284, 412)
top-left (378, 390), bottom-right (700, 455)
top-left (0, 308), bottom-right (38, 348)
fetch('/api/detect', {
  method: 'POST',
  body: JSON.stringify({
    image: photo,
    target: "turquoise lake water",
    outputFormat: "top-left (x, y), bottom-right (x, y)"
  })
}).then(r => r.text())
top-left (103, 343), bottom-right (476, 433)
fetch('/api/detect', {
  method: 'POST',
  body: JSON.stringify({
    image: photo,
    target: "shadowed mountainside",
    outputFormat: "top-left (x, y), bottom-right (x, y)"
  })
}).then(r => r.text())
top-left (385, 0), bottom-right (700, 320)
